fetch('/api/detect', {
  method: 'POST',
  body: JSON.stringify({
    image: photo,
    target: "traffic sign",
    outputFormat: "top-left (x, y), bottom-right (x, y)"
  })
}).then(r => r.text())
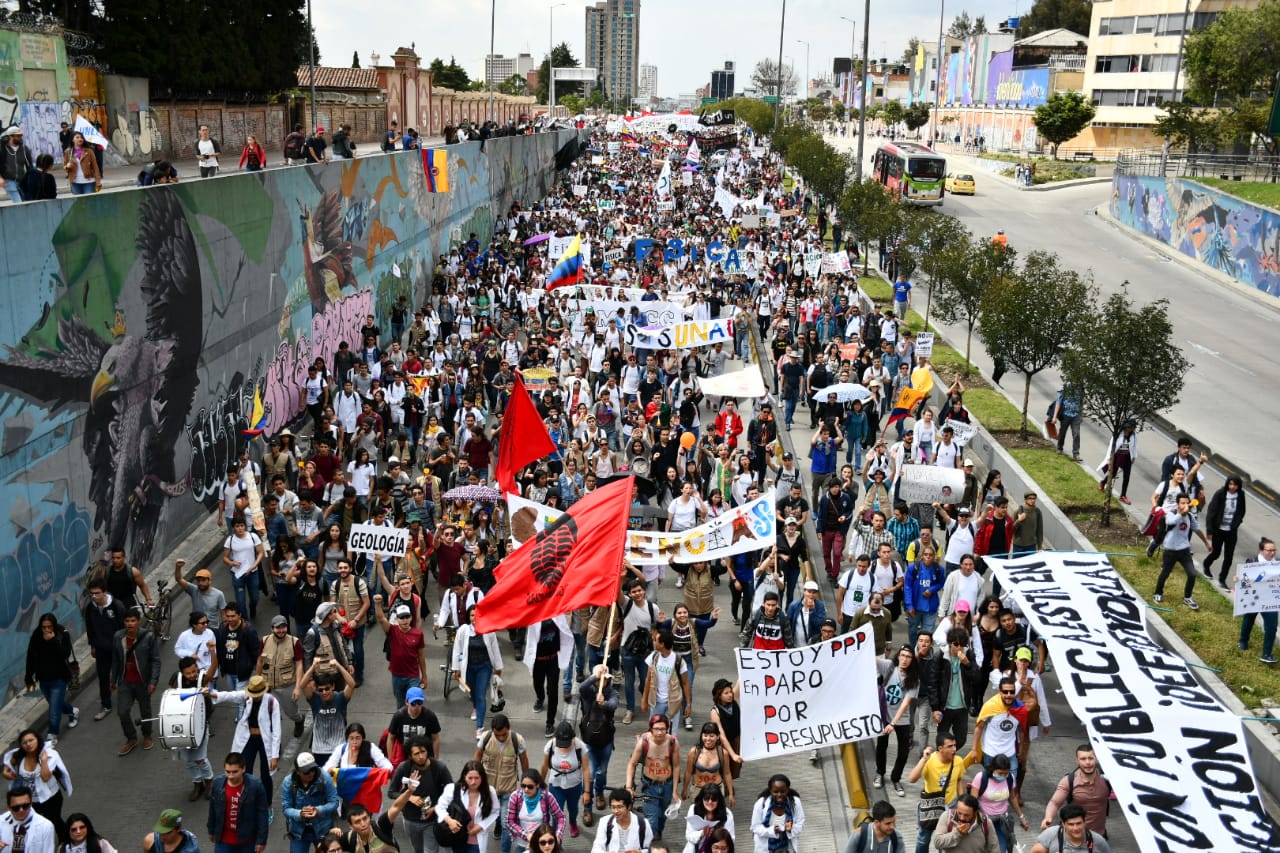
top-left (702, 97), bottom-right (717, 106)
top-left (764, 95), bottom-right (779, 104)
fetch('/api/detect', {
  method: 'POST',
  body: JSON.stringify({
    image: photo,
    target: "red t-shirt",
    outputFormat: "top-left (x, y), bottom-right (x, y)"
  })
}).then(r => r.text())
top-left (388, 626), bottom-right (426, 678)
top-left (124, 635), bottom-right (143, 684)
top-left (221, 780), bottom-right (244, 844)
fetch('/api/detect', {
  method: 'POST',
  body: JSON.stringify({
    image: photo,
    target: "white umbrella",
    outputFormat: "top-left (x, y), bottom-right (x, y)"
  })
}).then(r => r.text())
top-left (811, 383), bottom-right (874, 404)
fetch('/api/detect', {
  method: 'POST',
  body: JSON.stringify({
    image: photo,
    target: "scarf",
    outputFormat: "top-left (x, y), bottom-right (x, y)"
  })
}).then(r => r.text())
top-left (761, 797), bottom-right (793, 851)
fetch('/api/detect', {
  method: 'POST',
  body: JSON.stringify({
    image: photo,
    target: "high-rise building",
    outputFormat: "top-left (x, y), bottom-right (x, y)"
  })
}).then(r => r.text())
top-left (583, 0), bottom-right (642, 104)
top-left (638, 63), bottom-right (658, 101)
top-left (709, 61), bottom-right (735, 101)
top-left (485, 53), bottom-right (536, 86)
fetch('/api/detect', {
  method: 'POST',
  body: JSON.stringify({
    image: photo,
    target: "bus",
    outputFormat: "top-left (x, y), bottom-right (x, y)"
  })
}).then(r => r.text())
top-left (871, 142), bottom-right (947, 206)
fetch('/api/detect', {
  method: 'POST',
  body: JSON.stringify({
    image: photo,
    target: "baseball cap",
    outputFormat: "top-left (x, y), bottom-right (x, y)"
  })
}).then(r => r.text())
top-left (803, 580), bottom-right (820, 592)
top-left (154, 810), bottom-right (183, 833)
top-left (1014, 646), bottom-right (1033, 662)
top-left (315, 126), bottom-right (326, 134)
top-left (394, 605), bottom-right (412, 619)
top-left (406, 686), bottom-right (426, 704)
top-left (271, 614), bottom-right (288, 628)
top-left (314, 602), bottom-right (339, 623)
top-left (963, 458), bottom-right (974, 467)
top-left (296, 752), bottom-right (318, 772)
top-left (194, 568), bottom-right (212, 580)
top-left (782, 452), bottom-right (793, 460)
top-left (957, 506), bottom-right (972, 516)
top-left (955, 599), bottom-right (972, 612)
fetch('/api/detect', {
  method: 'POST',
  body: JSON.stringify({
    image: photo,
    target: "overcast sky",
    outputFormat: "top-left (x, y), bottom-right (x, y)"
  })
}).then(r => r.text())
top-left (317, 0), bottom-right (1025, 97)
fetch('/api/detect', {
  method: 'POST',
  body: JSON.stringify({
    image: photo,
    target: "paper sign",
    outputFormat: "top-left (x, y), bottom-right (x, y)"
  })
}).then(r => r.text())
top-left (915, 332), bottom-right (934, 358)
top-left (697, 365), bottom-right (767, 398)
top-left (681, 171), bottom-right (694, 186)
top-left (348, 523), bottom-right (409, 558)
top-left (821, 252), bottom-right (852, 274)
top-left (943, 419), bottom-right (976, 446)
top-left (657, 200), bottom-right (675, 211)
top-left (735, 631), bottom-right (883, 759)
top-left (741, 214), bottom-right (760, 228)
top-left (597, 199), bottom-right (616, 210)
top-left (603, 249), bottom-right (624, 263)
top-left (591, 155), bottom-right (604, 165)
top-left (573, 184), bottom-right (587, 197)
top-left (896, 465), bottom-right (966, 503)
top-left (1234, 559), bottom-right (1280, 615)
top-left (803, 252), bottom-right (823, 277)
top-left (625, 317), bottom-right (734, 350)
top-left (548, 234), bottom-right (574, 260)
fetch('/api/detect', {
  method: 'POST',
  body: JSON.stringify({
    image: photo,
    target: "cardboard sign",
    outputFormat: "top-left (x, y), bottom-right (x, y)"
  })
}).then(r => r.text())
top-left (741, 214), bottom-right (760, 229)
top-left (657, 200), bottom-right (676, 211)
top-left (572, 184), bottom-right (588, 197)
top-left (943, 419), bottom-right (976, 446)
top-left (915, 331), bottom-right (935, 358)
top-left (348, 523), bottom-right (409, 558)
top-left (1234, 559), bottom-right (1280, 615)
top-left (896, 465), bottom-right (966, 503)
top-left (681, 171), bottom-right (694, 186)
top-left (596, 199), bottom-right (616, 211)
top-left (603, 248), bottom-right (625, 263)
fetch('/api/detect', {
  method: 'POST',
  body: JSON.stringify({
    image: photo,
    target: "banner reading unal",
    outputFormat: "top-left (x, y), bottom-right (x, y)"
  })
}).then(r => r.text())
top-left (625, 490), bottom-right (775, 565)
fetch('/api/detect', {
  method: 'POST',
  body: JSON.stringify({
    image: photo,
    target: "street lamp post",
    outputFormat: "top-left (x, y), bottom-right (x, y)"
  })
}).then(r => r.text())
top-left (549, 2), bottom-right (565, 117)
top-left (774, 0), bottom-right (787, 132)
top-left (488, 0), bottom-right (497, 123)
top-left (855, 0), bottom-right (870, 180)
top-left (306, 0), bottom-right (318, 132)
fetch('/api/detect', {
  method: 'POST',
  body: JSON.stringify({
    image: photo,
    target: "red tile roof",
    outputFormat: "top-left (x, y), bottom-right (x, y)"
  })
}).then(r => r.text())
top-left (296, 66), bottom-right (381, 90)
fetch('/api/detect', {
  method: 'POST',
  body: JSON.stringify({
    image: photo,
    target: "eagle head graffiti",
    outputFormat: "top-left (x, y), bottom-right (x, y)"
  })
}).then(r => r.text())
top-left (527, 512), bottom-right (578, 605)
top-left (0, 191), bottom-right (203, 569)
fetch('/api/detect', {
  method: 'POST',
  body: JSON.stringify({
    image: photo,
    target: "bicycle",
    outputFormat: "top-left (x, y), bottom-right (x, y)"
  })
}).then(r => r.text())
top-left (436, 625), bottom-right (458, 699)
top-left (141, 578), bottom-right (173, 641)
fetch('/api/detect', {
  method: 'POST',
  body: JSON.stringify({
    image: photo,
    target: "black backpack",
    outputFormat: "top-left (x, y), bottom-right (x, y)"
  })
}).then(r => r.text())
top-left (621, 601), bottom-right (657, 657)
top-left (284, 134), bottom-right (304, 160)
top-left (604, 815), bottom-right (648, 851)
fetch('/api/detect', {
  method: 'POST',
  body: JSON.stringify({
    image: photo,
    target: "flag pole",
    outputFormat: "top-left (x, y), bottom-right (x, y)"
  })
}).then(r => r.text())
top-left (598, 601), bottom-right (617, 703)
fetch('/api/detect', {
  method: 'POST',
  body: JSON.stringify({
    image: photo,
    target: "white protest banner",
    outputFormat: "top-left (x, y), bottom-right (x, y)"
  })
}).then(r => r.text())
top-left (657, 200), bottom-right (676, 212)
top-left (765, 212), bottom-right (781, 228)
top-left (698, 365), bottom-right (767, 399)
top-left (564, 299), bottom-right (687, 333)
top-left (607, 141), bottom-right (621, 155)
top-left (572, 184), bottom-right (588, 197)
top-left (988, 552), bottom-right (1280, 853)
top-left (603, 249), bottom-right (625, 264)
top-left (506, 494), bottom-right (563, 548)
top-left (735, 630), bottom-right (883, 760)
top-left (820, 252), bottom-right (852, 274)
top-left (681, 171), bottom-right (694, 186)
top-left (348, 523), bottom-right (409, 558)
top-left (943, 419), bottom-right (976, 446)
top-left (626, 490), bottom-right (776, 565)
top-left (803, 252), bottom-right (823, 277)
top-left (596, 199), bottom-right (617, 211)
top-left (590, 155), bottom-right (604, 165)
top-left (1233, 559), bottom-right (1280, 615)
top-left (741, 214), bottom-right (760, 229)
top-left (897, 465), bottom-right (965, 503)
top-left (915, 331), bottom-right (935, 359)
top-left (625, 317), bottom-right (734, 350)
top-left (548, 234), bottom-right (574, 261)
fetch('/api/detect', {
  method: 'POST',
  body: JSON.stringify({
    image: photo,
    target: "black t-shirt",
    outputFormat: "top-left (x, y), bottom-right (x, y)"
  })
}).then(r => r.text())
top-left (995, 625), bottom-right (1029, 670)
top-left (389, 705), bottom-right (443, 746)
top-left (780, 361), bottom-right (805, 395)
top-left (389, 759), bottom-right (452, 822)
top-left (535, 620), bottom-right (560, 661)
top-left (777, 495), bottom-right (809, 520)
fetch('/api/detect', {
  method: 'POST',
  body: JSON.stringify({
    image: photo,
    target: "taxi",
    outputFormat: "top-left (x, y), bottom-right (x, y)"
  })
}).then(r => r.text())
top-left (945, 172), bottom-right (976, 195)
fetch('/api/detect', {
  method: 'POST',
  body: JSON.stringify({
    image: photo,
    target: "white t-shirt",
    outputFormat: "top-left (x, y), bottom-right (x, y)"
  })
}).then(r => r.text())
top-left (934, 439), bottom-right (960, 469)
top-left (839, 568), bottom-right (876, 616)
top-left (544, 739), bottom-right (587, 790)
top-left (224, 531), bottom-right (262, 579)
top-left (667, 496), bottom-right (700, 531)
top-left (944, 521), bottom-right (976, 565)
top-left (873, 560), bottom-right (902, 605)
top-left (197, 138), bottom-right (219, 168)
top-left (649, 650), bottom-right (685, 703)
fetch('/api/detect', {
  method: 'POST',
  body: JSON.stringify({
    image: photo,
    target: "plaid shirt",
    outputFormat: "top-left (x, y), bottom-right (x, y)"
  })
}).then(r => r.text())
top-left (851, 520), bottom-right (896, 561)
top-left (886, 515), bottom-right (921, 557)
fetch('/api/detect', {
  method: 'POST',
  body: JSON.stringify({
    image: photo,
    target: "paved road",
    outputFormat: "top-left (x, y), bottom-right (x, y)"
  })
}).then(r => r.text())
top-left (831, 136), bottom-right (1280, 599)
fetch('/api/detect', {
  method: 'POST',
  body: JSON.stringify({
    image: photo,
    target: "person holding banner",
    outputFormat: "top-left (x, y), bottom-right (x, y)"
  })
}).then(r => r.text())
top-left (1238, 538), bottom-right (1279, 663)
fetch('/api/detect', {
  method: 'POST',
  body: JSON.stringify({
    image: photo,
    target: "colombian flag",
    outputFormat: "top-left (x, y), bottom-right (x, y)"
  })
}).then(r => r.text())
top-left (547, 234), bottom-right (585, 290)
top-left (888, 386), bottom-right (929, 425)
top-left (334, 766), bottom-right (392, 814)
top-left (422, 148), bottom-right (450, 192)
top-left (620, 129), bottom-right (639, 144)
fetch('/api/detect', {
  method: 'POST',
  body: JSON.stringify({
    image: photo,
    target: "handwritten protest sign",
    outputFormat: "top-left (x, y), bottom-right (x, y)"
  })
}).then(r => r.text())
top-left (943, 419), bottom-right (976, 446)
top-left (596, 199), bottom-right (617, 211)
top-left (897, 465), bottom-right (965, 503)
top-left (988, 553), bottom-right (1280, 853)
top-left (820, 252), bottom-right (852, 274)
top-left (625, 317), bottom-right (734, 350)
top-left (735, 629), bottom-right (883, 760)
top-left (572, 184), bottom-right (587, 197)
top-left (625, 491), bottom-right (775, 565)
top-left (914, 331), bottom-right (935, 358)
top-left (657, 200), bottom-right (675, 211)
top-left (803, 252), bottom-right (822, 276)
top-left (1233, 559), bottom-right (1280, 615)
top-left (603, 249), bottom-right (625, 264)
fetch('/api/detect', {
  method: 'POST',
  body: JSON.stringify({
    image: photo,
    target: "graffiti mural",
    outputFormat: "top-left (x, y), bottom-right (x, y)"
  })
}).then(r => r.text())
top-left (0, 132), bottom-right (577, 693)
top-left (1111, 175), bottom-right (1280, 298)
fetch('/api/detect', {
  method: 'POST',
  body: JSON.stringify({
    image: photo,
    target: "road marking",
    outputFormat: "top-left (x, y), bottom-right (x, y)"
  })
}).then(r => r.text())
top-left (1189, 341), bottom-right (1256, 376)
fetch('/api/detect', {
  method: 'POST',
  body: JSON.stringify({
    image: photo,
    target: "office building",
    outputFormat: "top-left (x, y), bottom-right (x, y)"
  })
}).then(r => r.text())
top-left (485, 53), bottom-right (536, 86)
top-left (638, 63), bottom-right (658, 102)
top-left (584, 0), bottom-right (642, 103)
top-left (709, 61), bottom-right (734, 101)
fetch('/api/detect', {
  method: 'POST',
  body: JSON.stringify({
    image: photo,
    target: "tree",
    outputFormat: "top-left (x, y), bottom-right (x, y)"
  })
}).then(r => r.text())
top-left (904, 102), bottom-right (931, 133)
top-left (904, 213), bottom-right (970, 325)
top-left (428, 57), bottom-right (472, 91)
top-left (933, 236), bottom-right (1011, 368)
top-left (838, 179), bottom-right (903, 274)
top-left (713, 97), bottom-right (776, 137)
top-left (771, 124), bottom-right (813, 157)
top-left (832, 102), bottom-right (847, 121)
top-left (352, 51), bottom-right (361, 68)
top-left (1182, 1), bottom-right (1280, 153)
top-left (978, 251), bottom-right (1094, 439)
top-left (787, 135), bottom-right (851, 202)
top-left (948, 11), bottom-right (976, 38)
top-left (1032, 91), bottom-right (1096, 157)
top-left (900, 37), bottom-right (921, 67)
top-left (751, 59), bottom-right (799, 99)
top-left (882, 100), bottom-right (906, 128)
top-left (1061, 288), bottom-right (1191, 526)
top-left (1017, 0), bottom-right (1092, 39)
top-left (499, 74), bottom-right (527, 95)
top-left (558, 94), bottom-right (585, 116)
top-left (1152, 100), bottom-right (1225, 153)
top-left (535, 43), bottom-right (584, 105)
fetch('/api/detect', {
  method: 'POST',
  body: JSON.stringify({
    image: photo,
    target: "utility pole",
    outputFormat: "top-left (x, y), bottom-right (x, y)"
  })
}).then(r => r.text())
top-left (306, 0), bottom-right (318, 132)
top-left (549, 2), bottom-right (565, 116)
top-left (855, 0), bottom-right (871, 180)
top-left (774, 0), bottom-right (787, 132)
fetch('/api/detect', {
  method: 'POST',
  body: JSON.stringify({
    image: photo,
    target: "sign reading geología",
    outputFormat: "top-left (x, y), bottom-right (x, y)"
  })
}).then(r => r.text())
top-left (347, 523), bottom-right (409, 558)
top-left (734, 630), bottom-right (882, 760)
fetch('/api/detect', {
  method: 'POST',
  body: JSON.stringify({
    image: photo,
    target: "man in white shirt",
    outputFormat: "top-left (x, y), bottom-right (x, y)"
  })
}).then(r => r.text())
top-left (0, 786), bottom-right (57, 853)
top-left (933, 426), bottom-right (962, 469)
top-left (591, 789), bottom-right (653, 853)
top-left (223, 518), bottom-right (266, 619)
top-left (837, 555), bottom-right (877, 632)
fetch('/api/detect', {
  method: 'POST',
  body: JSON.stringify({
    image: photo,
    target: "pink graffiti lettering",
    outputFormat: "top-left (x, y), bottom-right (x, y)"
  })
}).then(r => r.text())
top-left (264, 291), bottom-right (373, 427)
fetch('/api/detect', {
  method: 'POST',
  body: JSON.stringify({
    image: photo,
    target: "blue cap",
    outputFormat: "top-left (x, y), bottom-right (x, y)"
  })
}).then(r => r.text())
top-left (406, 687), bottom-right (425, 705)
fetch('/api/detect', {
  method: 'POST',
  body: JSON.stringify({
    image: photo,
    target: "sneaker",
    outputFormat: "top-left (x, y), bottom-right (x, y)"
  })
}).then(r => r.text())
top-left (675, 578), bottom-right (684, 588)
top-left (569, 823), bottom-right (580, 839)
top-left (1120, 496), bottom-right (1132, 505)
top-left (142, 735), bottom-right (154, 750)
top-left (476, 728), bottom-right (484, 739)
top-left (1262, 656), bottom-right (1278, 664)
top-left (94, 707), bottom-right (112, 722)
top-left (545, 724), bottom-right (555, 737)
top-left (1147, 540), bottom-right (1159, 558)
top-left (1183, 597), bottom-right (1199, 611)
top-left (872, 773), bottom-right (884, 788)
top-left (117, 739), bottom-right (138, 756)
top-left (1153, 594), bottom-right (1163, 604)
top-left (1202, 562), bottom-right (1213, 578)
top-left (623, 710), bottom-right (634, 725)
top-left (684, 717), bottom-right (693, 731)
top-left (268, 809), bottom-right (274, 826)
top-left (563, 689), bottom-right (573, 702)
top-left (45, 735), bottom-right (57, 748)
top-left (470, 710), bottom-right (477, 721)
top-left (595, 795), bottom-right (607, 811)
top-left (893, 781), bottom-right (906, 797)
top-left (68, 707), bottom-right (80, 728)
top-left (533, 700), bottom-right (545, 712)
top-left (294, 720), bottom-right (305, 738)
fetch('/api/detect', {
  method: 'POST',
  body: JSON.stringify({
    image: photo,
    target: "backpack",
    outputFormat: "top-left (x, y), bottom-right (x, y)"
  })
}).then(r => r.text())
top-left (604, 815), bottom-right (648, 851)
top-left (621, 600), bottom-right (657, 657)
top-left (247, 147), bottom-right (261, 168)
top-left (1065, 769), bottom-right (1113, 818)
top-left (346, 818), bottom-right (398, 852)
top-left (284, 134), bottom-right (304, 160)
top-left (848, 819), bottom-right (899, 853)
top-left (1057, 826), bottom-right (1094, 852)
top-left (580, 694), bottom-right (616, 746)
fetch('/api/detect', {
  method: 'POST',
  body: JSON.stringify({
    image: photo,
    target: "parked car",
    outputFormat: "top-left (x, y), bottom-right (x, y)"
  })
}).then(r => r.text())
top-left (945, 172), bottom-right (976, 195)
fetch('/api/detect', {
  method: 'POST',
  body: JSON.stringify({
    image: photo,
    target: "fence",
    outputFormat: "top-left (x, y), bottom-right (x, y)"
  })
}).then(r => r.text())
top-left (1115, 149), bottom-right (1280, 181)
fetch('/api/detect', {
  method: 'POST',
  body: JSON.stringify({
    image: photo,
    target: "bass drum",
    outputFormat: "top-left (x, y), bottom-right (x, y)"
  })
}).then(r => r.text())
top-left (157, 687), bottom-right (207, 750)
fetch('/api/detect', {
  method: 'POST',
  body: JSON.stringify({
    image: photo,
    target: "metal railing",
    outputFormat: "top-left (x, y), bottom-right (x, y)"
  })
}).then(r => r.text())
top-left (1115, 150), bottom-right (1280, 181)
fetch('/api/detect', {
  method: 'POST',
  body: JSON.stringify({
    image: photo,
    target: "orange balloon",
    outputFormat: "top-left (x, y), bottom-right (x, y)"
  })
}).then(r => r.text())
top-left (680, 432), bottom-right (696, 449)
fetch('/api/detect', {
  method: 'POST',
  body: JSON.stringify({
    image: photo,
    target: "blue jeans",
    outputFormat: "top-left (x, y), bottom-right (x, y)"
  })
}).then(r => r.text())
top-left (550, 782), bottom-right (583, 824)
top-left (348, 625), bottom-right (366, 682)
top-left (586, 742), bottom-right (614, 798)
top-left (4, 183), bottom-right (22, 203)
top-left (845, 436), bottom-right (863, 469)
top-left (467, 662), bottom-right (493, 729)
top-left (640, 777), bottom-right (672, 836)
top-left (783, 395), bottom-right (798, 427)
top-left (915, 829), bottom-right (934, 853)
top-left (499, 791), bottom-right (514, 853)
top-left (1241, 611), bottom-right (1278, 658)
top-left (622, 652), bottom-right (648, 712)
top-left (392, 674), bottom-right (419, 709)
top-left (182, 737), bottom-right (213, 783)
top-left (215, 843), bottom-right (256, 853)
top-left (652, 700), bottom-right (682, 734)
top-left (907, 610), bottom-right (938, 648)
top-left (39, 680), bottom-right (74, 736)
top-left (232, 570), bottom-right (261, 618)
top-left (70, 182), bottom-right (95, 195)
top-left (563, 632), bottom-right (587, 693)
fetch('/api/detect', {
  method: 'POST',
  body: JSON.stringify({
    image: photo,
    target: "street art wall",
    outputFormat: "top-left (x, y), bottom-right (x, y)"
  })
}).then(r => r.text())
top-left (1111, 174), bottom-right (1280, 298)
top-left (0, 131), bottom-right (577, 695)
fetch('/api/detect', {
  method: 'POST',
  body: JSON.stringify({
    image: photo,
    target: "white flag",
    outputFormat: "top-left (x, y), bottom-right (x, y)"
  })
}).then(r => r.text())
top-left (654, 159), bottom-right (672, 199)
top-left (73, 114), bottom-right (110, 150)
top-left (685, 138), bottom-right (701, 164)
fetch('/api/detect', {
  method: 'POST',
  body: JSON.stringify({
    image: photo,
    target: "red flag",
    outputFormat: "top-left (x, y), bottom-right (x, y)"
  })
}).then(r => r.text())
top-left (494, 373), bottom-right (557, 495)
top-left (474, 477), bottom-right (632, 633)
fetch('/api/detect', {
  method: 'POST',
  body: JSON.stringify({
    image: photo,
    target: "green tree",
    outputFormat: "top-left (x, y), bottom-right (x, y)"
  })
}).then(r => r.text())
top-left (903, 102), bottom-right (931, 133)
top-left (1153, 100), bottom-right (1225, 152)
top-left (838, 179), bottom-right (903, 274)
top-left (904, 213), bottom-right (970, 325)
top-left (882, 100), bottom-right (906, 127)
top-left (586, 90), bottom-right (608, 109)
top-left (900, 37), bottom-right (921, 67)
top-left (1061, 288), bottom-right (1191, 526)
top-left (948, 11), bottom-right (976, 38)
top-left (428, 57), bottom-right (472, 91)
top-left (714, 97), bottom-right (776, 137)
top-left (1182, 1), bottom-right (1280, 153)
top-left (558, 94), bottom-right (586, 115)
top-left (351, 51), bottom-right (360, 68)
top-left (832, 102), bottom-right (847, 122)
top-left (978, 251), bottom-right (1093, 439)
top-left (771, 123), bottom-right (814, 157)
top-left (1016, 0), bottom-right (1092, 39)
top-left (536, 43), bottom-right (584, 105)
top-left (1032, 91), bottom-right (1096, 157)
top-left (498, 74), bottom-right (527, 96)
top-left (933, 236), bottom-right (1011, 368)
top-left (787, 135), bottom-right (851, 202)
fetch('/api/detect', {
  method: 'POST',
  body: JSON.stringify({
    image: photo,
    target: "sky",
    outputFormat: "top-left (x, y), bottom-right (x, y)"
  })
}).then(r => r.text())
top-left (316, 0), bottom-right (1026, 98)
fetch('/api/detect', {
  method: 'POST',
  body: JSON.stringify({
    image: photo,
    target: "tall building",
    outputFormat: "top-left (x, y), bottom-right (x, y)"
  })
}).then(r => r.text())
top-left (485, 53), bottom-right (536, 86)
top-left (709, 61), bottom-right (735, 101)
top-left (1080, 0), bottom-right (1258, 148)
top-left (584, 0), bottom-right (642, 104)
top-left (638, 63), bottom-right (658, 101)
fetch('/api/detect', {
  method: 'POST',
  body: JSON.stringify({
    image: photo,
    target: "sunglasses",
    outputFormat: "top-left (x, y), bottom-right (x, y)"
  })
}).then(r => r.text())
top-left (522, 783), bottom-right (538, 791)
top-left (10, 803), bottom-right (31, 812)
